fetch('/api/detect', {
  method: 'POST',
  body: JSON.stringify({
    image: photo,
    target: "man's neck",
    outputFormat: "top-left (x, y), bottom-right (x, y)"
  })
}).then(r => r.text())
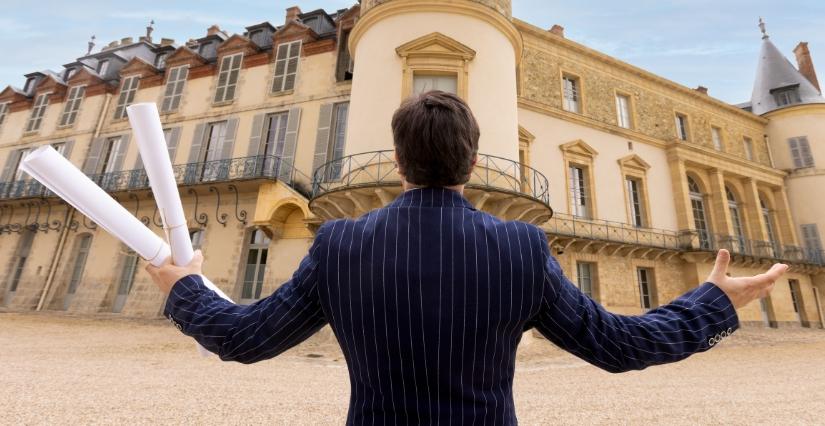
top-left (402, 182), bottom-right (465, 196)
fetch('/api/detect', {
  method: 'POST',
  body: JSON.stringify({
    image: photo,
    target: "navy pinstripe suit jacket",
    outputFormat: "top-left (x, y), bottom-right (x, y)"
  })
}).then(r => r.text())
top-left (165, 187), bottom-right (739, 425)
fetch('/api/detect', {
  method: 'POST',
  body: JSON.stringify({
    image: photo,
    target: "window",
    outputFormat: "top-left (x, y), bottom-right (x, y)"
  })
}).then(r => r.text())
top-left (64, 68), bottom-right (76, 81)
top-left (23, 77), bottom-right (35, 93)
top-left (113, 76), bottom-right (139, 120)
top-left (51, 142), bottom-right (67, 157)
top-left (569, 165), bottom-right (590, 219)
top-left (615, 93), bottom-right (632, 129)
top-left (711, 126), bottom-right (723, 151)
top-left (59, 85), bottom-right (85, 127)
top-left (688, 177), bottom-right (711, 250)
top-left (272, 41), bottom-right (301, 93)
top-left (336, 29), bottom-right (353, 82)
top-left (65, 234), bottom-right (92, 308)
top-left (788, 137), bottom-right (815, 169)
top-left (6, 231), bottom-right (34, 300)
top-left (240, 229), bottom-right (270, 303)
top-left (8, 148), bottom-right (32, 182)
top-left (189, 229), bottom-right (205, 251)
top-left (326, 103), bottom-right (349, 179)
top-left (760, 198), bottom-right (778, 257)
top-left (155, 53), bottom-right (168, 69)
top-left (727, 187), bottom-right (746, 253)
top-left (744, 137), bottom-right (754, 161)
top-left (772, 85), bottom-right (801, 107)
top-left (789, 280), bottom-right (802, 322)
top-left (262, 112), bottom-right (289, 159)
top-left (201, 121), bottom-right (228, 181)
top-left (576, 262), bottom-right (594, 298)
top-left (97, 60), bottom-right (109, 76)
top-left (161, 66), bottom-right (188, 113)
top-left (637, 268), bottom-right (655, 310)
top-left (413, 74), bottom-right (458, 95)
top-left (626, 177), bottom-right (645, 228)
top-left (100, 136), bottom-right (125, 174)
top-left (0, 102), bottom-right (9, 127)
top-left (113, 249), bottom-right (139, 313)
top-left (801, 224), bottom-right (823, 263)
top-left (25, 93), bottom-right (50, 133)
top-left (675, 113), bottom-right (689, 141)
top-left (562, 75), bottom-right (581, 113)
top-left (214, 53), bottom-right (243, 103)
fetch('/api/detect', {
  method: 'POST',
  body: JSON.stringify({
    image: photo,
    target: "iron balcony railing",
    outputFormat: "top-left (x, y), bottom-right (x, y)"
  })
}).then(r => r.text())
top-left (311, 150), bottom-right (551, 206)
top-left (679, 230), bottom-right (825, 266)
top-left (0, 155), bottom-right (312, 201)
top-left (545, 212), bottom-right (682, 250)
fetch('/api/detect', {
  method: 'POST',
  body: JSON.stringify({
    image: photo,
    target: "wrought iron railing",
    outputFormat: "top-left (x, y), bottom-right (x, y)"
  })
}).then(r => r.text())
top-left (546, 212), bottom-right (682, 250)
top-left (311, 150), bottom-right (551, 206)
top-left (0, 155), bottom-right (312, 201)
top-left (678, 230), bottom-right (825, 266)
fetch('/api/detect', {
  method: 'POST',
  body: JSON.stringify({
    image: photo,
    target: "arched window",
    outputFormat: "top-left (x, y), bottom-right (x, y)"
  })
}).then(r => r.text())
top-left (64, 234), bottom-right (93, 310)
top-left (726, 186), bottom-right (746, 253)
top-left (240, 228), bottom-right (271, 304)
top-left (688, 177), bottom-right (711, 249)
top-left (760, 197), bottom-right (778, 257)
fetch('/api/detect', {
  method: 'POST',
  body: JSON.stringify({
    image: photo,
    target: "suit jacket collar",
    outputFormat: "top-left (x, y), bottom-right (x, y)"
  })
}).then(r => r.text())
top-left (388, 187), bottom-right (476, 210)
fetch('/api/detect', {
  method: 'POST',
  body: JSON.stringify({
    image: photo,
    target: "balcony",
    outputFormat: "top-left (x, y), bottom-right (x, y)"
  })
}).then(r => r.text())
top-left (309, 150), bottom-right (553, 225)
top-left (680, 231), bottom-right (825, 267)
top-left (0, 155), bottom-right (313, 202)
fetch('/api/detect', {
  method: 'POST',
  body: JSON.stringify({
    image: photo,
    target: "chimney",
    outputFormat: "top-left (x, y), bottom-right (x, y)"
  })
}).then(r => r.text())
top-left (695, 86), bottom-right (708, 95)
top-left (549, 24), bottom-right (565, 38)
top-left (160, 38), bottom-right (175, 47)
top-left (207, 25), bottom-right (222, 36)
top-left (286, 6), bottom-right (302, 24)
top-left (121, 37), bottom-right (133, 45)
top-left (794, 42), bottom-right (821, 92)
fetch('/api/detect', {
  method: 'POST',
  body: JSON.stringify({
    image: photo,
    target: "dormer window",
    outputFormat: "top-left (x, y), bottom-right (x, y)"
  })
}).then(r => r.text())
top-left (64, 68), bottom-right (76, 81)
top-left (23, 77), bottom-right (35, 93)
top-left (771, 84), bottom-right (801, 107)
top-left (155, 53), bottom-right (168, 69)
top-left (97, 60), bottom-right (109, 76)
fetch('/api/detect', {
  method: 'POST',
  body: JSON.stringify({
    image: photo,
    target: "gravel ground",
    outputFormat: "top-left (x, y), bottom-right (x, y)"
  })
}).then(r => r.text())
top-left (2, 312), bottom-right (824, 425)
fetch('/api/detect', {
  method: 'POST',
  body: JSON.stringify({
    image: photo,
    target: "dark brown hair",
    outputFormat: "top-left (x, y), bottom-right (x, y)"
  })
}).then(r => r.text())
top-left (391, 90), bottom-right (480, 187)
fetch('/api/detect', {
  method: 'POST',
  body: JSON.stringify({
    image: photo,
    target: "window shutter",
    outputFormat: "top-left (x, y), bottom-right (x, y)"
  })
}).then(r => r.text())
top-left (112, 134), bottom-right (130, 172)
top-left (279, 108), bottom-right (302, 183)
top-left (799, 137), bottom-right (815, 167)
top-left (188, 123), bottom-right (207, 164)
top-left (219, 118), bottom-right (239, 161)
top-left (312, 104), bottom-right (334, 180)
top-left (789, 138), bottom-right (803, 168)
top-left (284, 44), bottom-right (299, 91)
top-left (62, 140), bottom-right (75, 161)
top-left (246, 113), bottom-right (266, 157)
top-left (167, 127), bottom-right (181, 163)
top-left (82, 137), bottom-right (106, 174)
top-left (0, 150), bottom-right (21, 182)
top-left (272, 44), bottom-right (288, 93)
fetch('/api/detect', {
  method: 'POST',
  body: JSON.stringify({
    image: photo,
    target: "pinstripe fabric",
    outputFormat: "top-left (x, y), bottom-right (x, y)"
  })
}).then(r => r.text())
top-left (165, 187), bottom-right (739, 425)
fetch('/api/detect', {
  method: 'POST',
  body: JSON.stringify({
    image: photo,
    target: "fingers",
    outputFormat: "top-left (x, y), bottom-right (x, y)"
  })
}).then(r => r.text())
top-left (708, 249), bottom-right (730, 284)
top-left (752, 263), bottom-right (789, 285)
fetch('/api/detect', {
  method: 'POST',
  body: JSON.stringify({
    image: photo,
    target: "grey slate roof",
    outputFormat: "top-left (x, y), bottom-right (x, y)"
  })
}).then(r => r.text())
top-left (750, 37), bottom-right (825, 115)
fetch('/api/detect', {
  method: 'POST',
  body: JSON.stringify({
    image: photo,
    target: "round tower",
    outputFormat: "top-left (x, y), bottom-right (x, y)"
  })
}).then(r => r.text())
top-left (310, 0), bottom-right (552, 224)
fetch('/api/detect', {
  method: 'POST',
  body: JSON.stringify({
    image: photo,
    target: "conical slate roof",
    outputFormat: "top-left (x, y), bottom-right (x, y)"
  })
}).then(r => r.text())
top-left (750, 37), bottom-right (825, 115)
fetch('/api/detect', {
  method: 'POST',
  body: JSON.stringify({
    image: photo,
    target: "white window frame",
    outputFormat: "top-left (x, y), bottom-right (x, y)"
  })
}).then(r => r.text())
top-left (637, 268), bottom-right (654, 310)
top-left (25, 93), bottom-right (50, 133)
top-left (0, 102), bottom-right (9, 128)
top-left (569, 165), bottom-right (590, 219)
top-left (161, 66), bottom-right (189, 113)
top-left (576, 262), bottom-right (594, 298)
top-left (97, 60), bottom-right (109, 76)
top-left (675, 114), bottom-right (689, 141)
top-left (271, 40), bottom-right (302, 93)
top-left (59, 85), bottom-right (86, 127)
top-left (113, 76), bottom-right (140, 120)
top-left (626, 177), bottom-right (645, 228)
top-left (562, 75), bottom-right (581, 113)
top-left (615, 93), bottom-right (632, 129)
top-left (214, 53), bottom-right (243, 103)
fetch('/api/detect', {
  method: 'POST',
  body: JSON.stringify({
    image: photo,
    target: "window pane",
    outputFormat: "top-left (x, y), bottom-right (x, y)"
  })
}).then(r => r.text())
top-left (413, 74), bottom-right (457, 95)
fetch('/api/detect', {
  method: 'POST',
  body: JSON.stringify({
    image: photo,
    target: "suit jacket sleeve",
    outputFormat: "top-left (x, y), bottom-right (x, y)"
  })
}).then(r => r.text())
top-left (163, 226), bottom-right (329, 364)
top-left (528, 228), bottom-right (740, 373)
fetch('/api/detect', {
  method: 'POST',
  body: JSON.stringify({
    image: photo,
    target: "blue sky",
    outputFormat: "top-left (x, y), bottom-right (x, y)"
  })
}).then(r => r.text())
top-left (1, 0), bottom-right (823, 104)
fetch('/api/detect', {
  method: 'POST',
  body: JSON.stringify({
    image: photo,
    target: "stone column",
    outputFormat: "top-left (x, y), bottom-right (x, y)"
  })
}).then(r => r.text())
top-left (774, 187), bottom-right (801, 247)
top-left (708, 169), bottom-right (734, 244)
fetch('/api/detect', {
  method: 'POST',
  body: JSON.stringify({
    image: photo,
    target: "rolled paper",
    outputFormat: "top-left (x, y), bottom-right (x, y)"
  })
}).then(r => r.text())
top-left (20, 146), bottom-right (171, 267)
top-left (128, 103), bottom-right (233, 357)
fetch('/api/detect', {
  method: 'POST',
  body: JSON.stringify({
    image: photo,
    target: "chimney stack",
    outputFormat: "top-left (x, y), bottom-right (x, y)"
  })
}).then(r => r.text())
top-left (549, 24), bottom-right (565, 38)
top-left (160, 38), bottom-right (175, 47)
top-left (695, 86), bottom-right (709, 95)
top-left (207, 25), bottom-right (222, 36)
top-left (286, 6), bottom-right (302, 24)
top-left (794, 42), bottom-right (821, 93)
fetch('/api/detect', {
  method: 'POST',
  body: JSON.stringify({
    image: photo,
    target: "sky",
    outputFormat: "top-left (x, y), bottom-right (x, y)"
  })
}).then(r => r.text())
top-left (1, 0), bottom-right (823, 105)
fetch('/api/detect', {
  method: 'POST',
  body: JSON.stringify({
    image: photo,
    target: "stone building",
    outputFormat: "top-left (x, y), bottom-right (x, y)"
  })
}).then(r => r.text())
top-left (0, 1), bottom-right (822, 328)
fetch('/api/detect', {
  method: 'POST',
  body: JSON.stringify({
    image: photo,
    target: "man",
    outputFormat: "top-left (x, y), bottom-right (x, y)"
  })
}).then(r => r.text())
top-left (148, 91), bottom-right (787, 425)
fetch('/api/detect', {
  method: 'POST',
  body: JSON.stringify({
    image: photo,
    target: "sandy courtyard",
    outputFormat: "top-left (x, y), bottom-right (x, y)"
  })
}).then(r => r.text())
top-left (1, 312), bottom-right (824, 425)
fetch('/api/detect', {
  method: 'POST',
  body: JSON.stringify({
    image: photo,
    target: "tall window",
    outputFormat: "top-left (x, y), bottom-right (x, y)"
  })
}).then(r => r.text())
top-left (214, 53), bottom-right (243, 103)
top-left (51, 142), bottom-right (67, 157)
top-left (25, 93), bottom-right (50, 133)
top-left (562, 75), bottom-right (581, 113)
top-left (788, 137), bottom-right (815, 169)
top-left (0, 102), bottom-right (9, 128)
top-left (801, 224), bottom-right (824, 263)
top-left (240, 229), bottom-right (270, 304)
top-left (637, 268), bottom-right (655, 310)
top-left (272, 41), bottom-right (301, 93)
top-left (327, 103), bottom-right (349, 179)
top-left (773, 86), bottom-right (801, 107)
top-left (8, 231), bottom-right (34, 297)
top-left (675, 113), bottom-right (689, 141)
top-left (155, 53), bottom-right (168, 69)
top-left (336, 29), bottom-right (353, 82)
top-left (743, 137), bottom-right (754, 161)
top-left (113, 76), bottom-right (140, 119)
top-left (711, 126), bottom-right (723, 151)
top-left (59, 85), bottom-right (85, 127)
top-left (569, 165), bottom-right (590, 219)
top-left (688, 177), bottom-right (711, 249)
top-left (615, 93), bottom-right (631, 129)
top-left (12, 148), bottom-right (32, 182)
top-left (761, 198), bottom-right (778, 256)
top-left (626, 177), bottom-right (645, 228)
top-left (64, 234), bottom-right (92, 309)
top-left (726, 187), bottom-right (746, 254)
top-left (576, 262), bottom-right (594, 298)
top-left (113, 249), bottom-right (139, 313)
top-left (161, 66), bottom-right (188, 113)
top-left (100, 136), bottom-right (124, 174)
top-left (189, 229), bottom-right (205, 251)
top-left (789, 280), bottom-right (802, 322)
top-left (201, 121), bottom-right (228, 181)
top-left (97, 60), bottom-right (109, 76)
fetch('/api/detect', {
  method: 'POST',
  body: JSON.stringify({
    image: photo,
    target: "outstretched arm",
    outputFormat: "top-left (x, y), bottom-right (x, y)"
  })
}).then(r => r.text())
top-left (146, 230), bottom-right (329, 364)
top-left (530, 235), bottom-right (787, 373)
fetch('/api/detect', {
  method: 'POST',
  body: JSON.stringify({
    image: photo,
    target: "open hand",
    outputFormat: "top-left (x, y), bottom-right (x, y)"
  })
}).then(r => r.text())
top-left (145, 250), bottom-right (204, 294)
top-left (706, 249), bottom-right (788, 309)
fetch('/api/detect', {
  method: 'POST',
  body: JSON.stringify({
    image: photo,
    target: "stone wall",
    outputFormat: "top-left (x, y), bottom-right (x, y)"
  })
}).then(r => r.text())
top-left (360, 0), bottom-right (512, 17)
